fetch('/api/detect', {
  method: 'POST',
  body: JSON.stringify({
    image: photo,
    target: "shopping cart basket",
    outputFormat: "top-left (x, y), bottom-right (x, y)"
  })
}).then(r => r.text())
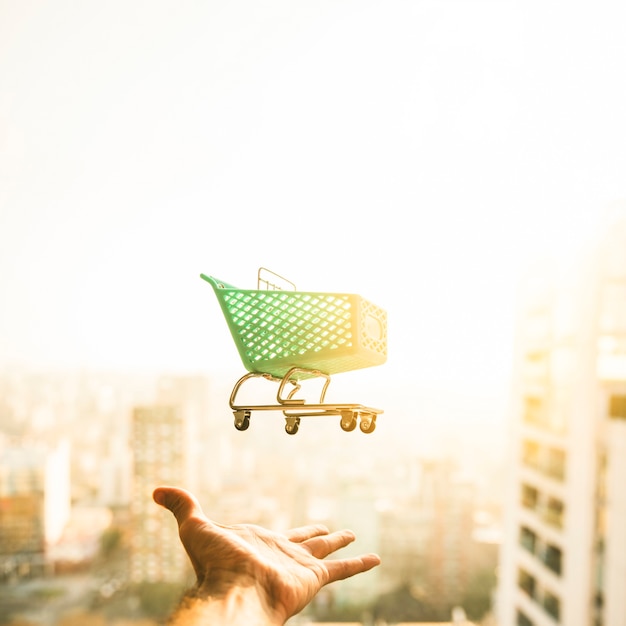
top-left (201, 268), bottom-right (387, 434)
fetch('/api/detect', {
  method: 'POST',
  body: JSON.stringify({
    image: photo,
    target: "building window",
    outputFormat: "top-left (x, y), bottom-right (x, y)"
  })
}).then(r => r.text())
top-left (518, 568), bottom-right (536, 599)
top-left (519, 526), bottom-right (537, 555)
top-left (609, 394), bottom-right (626, 420)
top-left (546, 447), bottom-right (566, 481)
top-left (543, 543), bottom-right (563, 576)
top-left (521, 441), bottom-right (566, 481)
top-left (521, 382), bottom-right (568, 434)
top-left (521, 483), bottom-right (538, 510)
top-left (517, 609), bottom-right (534, 626)
top-left (522, 440), bottom-right (540, 470)
top-left (543, 496), bottom-right (564, 529)
top-left (543, 589), bottom-right (561, 621)
top-left (523, 396), bottom-right (544, 427)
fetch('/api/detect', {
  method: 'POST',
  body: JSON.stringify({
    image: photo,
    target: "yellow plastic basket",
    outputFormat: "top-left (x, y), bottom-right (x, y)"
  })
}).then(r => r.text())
top-left (202, 274), bottom-right (387, 379)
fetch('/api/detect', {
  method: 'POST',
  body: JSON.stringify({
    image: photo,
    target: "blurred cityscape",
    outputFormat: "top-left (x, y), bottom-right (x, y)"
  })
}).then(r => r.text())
top-left (0, 365), bottom-right (506, 625)
top-left (4, 215), bottom-right (626, 626)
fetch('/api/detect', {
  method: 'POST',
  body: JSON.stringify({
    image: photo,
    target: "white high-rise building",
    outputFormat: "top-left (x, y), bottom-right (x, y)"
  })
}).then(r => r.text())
top-left (497, 212), bottom-right (626, 626)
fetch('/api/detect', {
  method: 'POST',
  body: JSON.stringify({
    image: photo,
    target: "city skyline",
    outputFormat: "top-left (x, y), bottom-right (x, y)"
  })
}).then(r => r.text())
top-left (0, 366), bottom-right (503, 623)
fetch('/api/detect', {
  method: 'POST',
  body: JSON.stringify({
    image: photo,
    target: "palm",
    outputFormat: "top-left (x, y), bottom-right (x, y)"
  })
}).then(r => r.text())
top-left (155, 487), bottom-right (380, 621)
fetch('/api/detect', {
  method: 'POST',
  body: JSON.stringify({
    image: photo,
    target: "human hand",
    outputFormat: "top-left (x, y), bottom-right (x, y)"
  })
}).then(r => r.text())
top-left (153, 486), bottom-right (380, 625)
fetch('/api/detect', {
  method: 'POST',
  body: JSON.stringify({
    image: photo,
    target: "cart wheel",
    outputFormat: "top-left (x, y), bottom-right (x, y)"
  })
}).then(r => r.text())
top-left (340, 411), bottom-right (357, 432)
top-left (285, 418), bottom-right (300, 435)
top-left (359, 414), bottom-right (376, 434)
top-left (234, 410), bottom-right (251, 431)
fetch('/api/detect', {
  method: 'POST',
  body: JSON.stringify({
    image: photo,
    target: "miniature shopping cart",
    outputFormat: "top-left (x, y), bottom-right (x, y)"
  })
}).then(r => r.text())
top-left (201, 268), bottom-right (387, 435)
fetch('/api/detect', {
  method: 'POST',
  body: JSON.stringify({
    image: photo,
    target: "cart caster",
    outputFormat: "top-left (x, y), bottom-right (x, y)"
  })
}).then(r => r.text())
top-left (285, 417), bottom-right (300, 435)
top-left (234, 410), bottom-right (251, 431)
top-left (340, 411), bottom-right (357, 432)
top-left (359, 414), bottom-right (376, 434)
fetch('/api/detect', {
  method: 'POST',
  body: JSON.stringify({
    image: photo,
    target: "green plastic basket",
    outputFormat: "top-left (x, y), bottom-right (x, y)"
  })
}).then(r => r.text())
top-left (202, 274), bottom-right (387, 379)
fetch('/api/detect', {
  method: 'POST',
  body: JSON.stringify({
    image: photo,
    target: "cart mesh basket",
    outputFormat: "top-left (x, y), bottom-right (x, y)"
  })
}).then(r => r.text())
top-left (202, 274), bottom-right (387, 379)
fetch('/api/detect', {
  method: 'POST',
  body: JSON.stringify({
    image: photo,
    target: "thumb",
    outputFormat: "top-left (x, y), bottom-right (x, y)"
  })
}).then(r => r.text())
top-left (153, 486), bottom-right (205, 525)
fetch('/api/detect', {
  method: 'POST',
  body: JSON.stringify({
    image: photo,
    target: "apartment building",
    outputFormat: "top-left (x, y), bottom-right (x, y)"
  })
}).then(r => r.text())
top-left (497, 214), bottom-right (626, 626)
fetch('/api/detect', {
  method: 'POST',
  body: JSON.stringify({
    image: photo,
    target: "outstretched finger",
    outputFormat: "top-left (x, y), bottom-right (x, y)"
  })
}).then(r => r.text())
top-left (323, 553), bottom-right (381, 584)
top-left (153, 486), bottom-right (206, 525)
top-left (303, 530), bottom-right (356, 559)
top-left (285, 524), bottom-right (330, 543)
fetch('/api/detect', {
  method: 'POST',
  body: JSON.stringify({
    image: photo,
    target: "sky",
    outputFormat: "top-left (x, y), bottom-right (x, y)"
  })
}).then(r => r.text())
top-left (1, 0), bottom-right (626, 410)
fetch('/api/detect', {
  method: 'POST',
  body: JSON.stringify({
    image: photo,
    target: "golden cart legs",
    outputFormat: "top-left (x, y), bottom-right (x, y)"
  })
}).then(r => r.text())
top-left (228, 368), bottom-right (382, 435)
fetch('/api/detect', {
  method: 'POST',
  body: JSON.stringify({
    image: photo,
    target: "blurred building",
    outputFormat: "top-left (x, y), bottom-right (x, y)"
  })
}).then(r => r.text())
top-left (333, 477), bottom-right (381, 608)
top-left (422, 460), bottom-right (475, 604)
top-left (154, 375), bottom-right (212, 497)
top-left (497, 214), bottom-right (626, 626)
top-left (377, 458), bottom-right (476, 617)
top-left (0, 439), bottom-right (71, 578)
top-left (129, 405), bottom-right (189, 584)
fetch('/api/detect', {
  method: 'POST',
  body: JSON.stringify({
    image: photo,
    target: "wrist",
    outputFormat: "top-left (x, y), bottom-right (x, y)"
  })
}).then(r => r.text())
top-left (168, 584), bottom-right (285, 626)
